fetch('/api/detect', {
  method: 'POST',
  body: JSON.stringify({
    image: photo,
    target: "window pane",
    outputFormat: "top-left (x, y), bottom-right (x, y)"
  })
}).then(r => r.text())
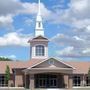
top-left (86, 77), bottom-right (90, 86)
top-left (73, 76), bottom-right (81, 86)
top-left (0, 75), bottom-right (6, 87)
top-left (36, 45), bottom-right (45, 56)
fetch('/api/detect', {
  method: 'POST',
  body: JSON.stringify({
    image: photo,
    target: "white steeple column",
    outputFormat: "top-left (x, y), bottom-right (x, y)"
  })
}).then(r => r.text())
top-left (35, 0), bottom-right (44, 37)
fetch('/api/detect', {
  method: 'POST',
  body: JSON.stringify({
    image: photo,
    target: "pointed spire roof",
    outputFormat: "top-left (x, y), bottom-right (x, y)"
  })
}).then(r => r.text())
top-left (38, 0), bottom-right (41, 15)
top-left (35, 0), bottom-right (44, 37)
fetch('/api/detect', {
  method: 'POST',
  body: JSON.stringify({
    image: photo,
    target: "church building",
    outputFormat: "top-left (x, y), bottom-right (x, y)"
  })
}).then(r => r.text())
top-left (0, 0), bottom-right (90, 90)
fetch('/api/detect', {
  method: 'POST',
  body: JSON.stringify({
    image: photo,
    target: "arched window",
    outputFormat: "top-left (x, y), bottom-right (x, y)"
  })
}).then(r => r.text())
top-left (36, 45), bottom-right (45, 56)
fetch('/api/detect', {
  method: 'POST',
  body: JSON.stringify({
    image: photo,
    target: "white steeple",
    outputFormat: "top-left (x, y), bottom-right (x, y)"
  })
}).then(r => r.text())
top-left (35, 0), bottom-right (44, 37)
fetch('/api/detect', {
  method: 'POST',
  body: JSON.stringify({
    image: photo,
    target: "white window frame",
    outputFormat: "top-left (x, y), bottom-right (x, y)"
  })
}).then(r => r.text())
top-left (48, 60), bottom-right (54, 65)
top-left (36, 45), bottom-right (45, 56)
top-left (0, 75), bottom-right (7, 86)
top-left (73, 76), bottom-right (81, 86)
top-left (86, 76), bottom-right (90, 86)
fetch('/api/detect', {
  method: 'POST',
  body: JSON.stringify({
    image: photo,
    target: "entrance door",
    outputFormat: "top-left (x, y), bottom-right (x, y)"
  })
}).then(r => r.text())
top-left (35, 74), bottom-right (58, 88)
top-left (39, 79), bottom-right (46, 88)
top-left (49, 78), bottom-right (57, 88)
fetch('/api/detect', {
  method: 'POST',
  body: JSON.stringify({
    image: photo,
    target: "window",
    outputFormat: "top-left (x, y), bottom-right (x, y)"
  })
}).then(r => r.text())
top-left (73, 76), bottom-right (81, 86)
top-left (86, 76), bottom-right (90, 86)
top-left (0, 75), bottom-right (7, 86)
top-left (48, 60), bottom-right (54, 65)
top-left (36, 45), bottom-right (45, 56)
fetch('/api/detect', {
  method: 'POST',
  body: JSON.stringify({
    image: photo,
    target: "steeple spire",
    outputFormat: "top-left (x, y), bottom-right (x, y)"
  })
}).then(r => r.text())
top-left (38, 0), bottom-right (41, 15)
top-left (35, 0), bottom-right (44, 37)
top-left (28, 0), bottom-right (49, 59)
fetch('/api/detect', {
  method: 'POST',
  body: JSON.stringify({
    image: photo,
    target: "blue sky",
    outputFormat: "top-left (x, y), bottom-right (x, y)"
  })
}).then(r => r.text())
top-left (0, 0), bottom-right (90, 61)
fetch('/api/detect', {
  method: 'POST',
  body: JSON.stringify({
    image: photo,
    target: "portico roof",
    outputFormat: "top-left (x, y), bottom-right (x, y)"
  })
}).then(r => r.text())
top-left (28, 58), bottom-right (75, 69)
top-left (23, 58), bottom-right (74, 74)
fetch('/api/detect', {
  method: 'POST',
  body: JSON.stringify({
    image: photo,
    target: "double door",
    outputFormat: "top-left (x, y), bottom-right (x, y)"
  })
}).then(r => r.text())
top-left (35, 74), bottom-right (58, 88)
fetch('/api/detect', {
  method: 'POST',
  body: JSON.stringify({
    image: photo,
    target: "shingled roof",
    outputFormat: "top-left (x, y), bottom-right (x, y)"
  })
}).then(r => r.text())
top-left (0, 59), bottom-right (43, 74)
top-left (66, 61), bottom-right (90, 74)
top-left (0, 59), bottom-right (90, 74)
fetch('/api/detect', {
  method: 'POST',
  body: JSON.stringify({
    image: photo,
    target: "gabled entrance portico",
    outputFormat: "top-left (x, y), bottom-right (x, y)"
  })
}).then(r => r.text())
top-left (24, 72), bottom-right (73, 90)
top-left (23, 58), bottom-right (74, 90)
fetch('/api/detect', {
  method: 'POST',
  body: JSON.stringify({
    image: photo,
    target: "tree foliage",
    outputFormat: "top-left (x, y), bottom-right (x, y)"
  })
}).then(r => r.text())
top-left (0, 57), bottom-right (12, 61)
top-left (88, 67), bottom-right (90, 79)
top-left (5, 65), bottom-right (10, 85)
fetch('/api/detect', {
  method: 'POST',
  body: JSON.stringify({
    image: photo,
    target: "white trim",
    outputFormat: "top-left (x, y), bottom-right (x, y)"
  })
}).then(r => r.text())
top-left (30, 68), bottom-right (73, 70)
top-left (35, 44), bottom-right (45, 56)
top-left (31, 42), bottom-right (48, 59)
top-left (34, 44), bottom-right (46, 47)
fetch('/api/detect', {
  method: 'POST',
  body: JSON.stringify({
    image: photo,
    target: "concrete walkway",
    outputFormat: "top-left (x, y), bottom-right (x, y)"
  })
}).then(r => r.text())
top-left (0, 87), bottom-right (90, 90)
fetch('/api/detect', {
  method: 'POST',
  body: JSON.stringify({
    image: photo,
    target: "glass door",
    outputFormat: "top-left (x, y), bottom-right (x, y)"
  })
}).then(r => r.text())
top-left (39, 78), bottom-right (46, 88)
top-left (49, 78), bottom-right (57, 88)
top-left (35, 74), bottom-right (58, 88)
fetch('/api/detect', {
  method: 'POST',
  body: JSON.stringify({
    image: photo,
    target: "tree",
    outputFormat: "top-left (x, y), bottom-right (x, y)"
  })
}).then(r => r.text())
top-left (87, 67), bottom-right (90, 86)
top-left (88, 67), bottom-right (90, 78)
top-left (5, 65), bottom-right (10, 86)
top-left (0, 57), bottom-right (12, 61)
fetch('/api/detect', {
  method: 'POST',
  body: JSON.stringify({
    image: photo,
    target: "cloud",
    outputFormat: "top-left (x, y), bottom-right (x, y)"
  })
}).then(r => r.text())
top-left (0, 15), bottom-right (14, 30)
top-left (46, 0), bottom-right (90, 29)
top-left (70, 0), bottom-right (90, 19)
top-left (0, 0), bottom-right (89, 28)
top-left (0, 32), bottom-right (33, 47)
top-left (20, 0), bottom-right (90, 29)
top-left (51, 34), bottom-right (85, 48)
top-left (0, 0), bottom-right (52, 29)
top-left (0, 0), bottom-right (89, 59)
top-left (0, 0), bottom-right (51, 18)
top-left (56, 46), bottom-right (77, 57)
top-left (50, 0), bottom-right (90, 59)
top-left (0, 0), bottom-right (23, 29)
top-left (24, 18), bottom-right (34, 26)
top-left (9, 55), bottom-right (16, 59)
top-left (20, 2), bottom-right (52, 19)
top-left (56, 46), bottom-right (90, 58)
top-left (0, 0), bottom-right (23, 16)
top-left (82, 48), bottom-right (90, 55)
top-left (51, 32), bottom-right (90, 58)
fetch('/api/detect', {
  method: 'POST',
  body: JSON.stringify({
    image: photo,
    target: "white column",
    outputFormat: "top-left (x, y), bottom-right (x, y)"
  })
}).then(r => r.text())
top-left (64, 75), bottom-right (69, 88)
top-left (81, 74), bottom-right (86, 86)
top-left (68, 75), bottom-right (73, 89)
top-left (24, 72), bottom-right (27, 89)
top-left (29, 74), bottom-right (35, 90)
